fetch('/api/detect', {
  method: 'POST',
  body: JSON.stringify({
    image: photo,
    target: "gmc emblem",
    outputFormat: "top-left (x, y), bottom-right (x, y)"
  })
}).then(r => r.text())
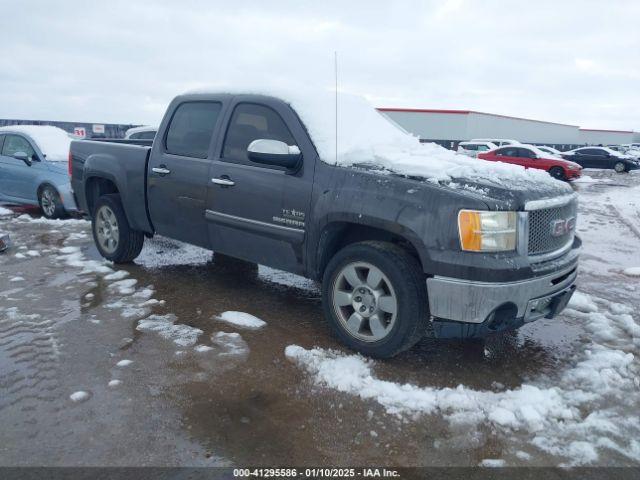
top-left (550, 217), bottom-right (576, 237)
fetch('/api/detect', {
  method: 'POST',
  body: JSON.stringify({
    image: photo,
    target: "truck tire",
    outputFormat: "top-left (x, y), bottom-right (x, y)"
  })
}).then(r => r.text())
top-left (322, 241), bottom-right (431, 358)
top-left (548, 167), bottom-right (566, 181)
top-left (38, 185), bottom-right (66, 219)
top-left (92, 194), bottom-right (144, 263)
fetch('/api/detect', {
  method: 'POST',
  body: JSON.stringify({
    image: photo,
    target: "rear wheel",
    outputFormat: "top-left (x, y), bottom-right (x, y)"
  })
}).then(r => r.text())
top-left (614, 161), bottom-right (627, 173)
top-left (92, 194), bottom-right (144, 263)
top-left (38, 185), bottom-right (66, 219)
top-left (322, 241), bottom-right (431, 358)
top-left (549, 167), bottom-right (566, 181)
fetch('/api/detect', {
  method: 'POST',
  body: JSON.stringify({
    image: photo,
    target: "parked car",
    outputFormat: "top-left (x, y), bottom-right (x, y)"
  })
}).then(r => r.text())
top-left (477, 144), bottom-right (582, 181)
top-left (0, 126), bottom-right (78, 218)
top-left (457, 141), bottom-right (497, 157)
top-left (70, 91), bottom-right (579, 358)
top-left (124, 126), bottom-right (157, 140)
top-left (537, 146), bottom-right (563, 157)
top-left (561, 147), bottom-right (640, 173)
top-left (470, 138), bottom-right (520, 147)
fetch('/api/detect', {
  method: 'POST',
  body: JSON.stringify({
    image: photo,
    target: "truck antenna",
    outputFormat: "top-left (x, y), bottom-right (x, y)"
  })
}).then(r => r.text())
top-left (334, 50), bottom-right (338, 165)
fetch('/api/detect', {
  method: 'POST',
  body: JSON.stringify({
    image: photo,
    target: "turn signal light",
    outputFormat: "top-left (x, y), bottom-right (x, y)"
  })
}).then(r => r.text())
top-left (458, 210), bottom-right (517, 252)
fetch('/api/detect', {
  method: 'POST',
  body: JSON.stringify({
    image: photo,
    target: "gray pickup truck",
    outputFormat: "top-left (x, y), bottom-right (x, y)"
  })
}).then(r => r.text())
top-left (70, 91), bottom-right (580, 358)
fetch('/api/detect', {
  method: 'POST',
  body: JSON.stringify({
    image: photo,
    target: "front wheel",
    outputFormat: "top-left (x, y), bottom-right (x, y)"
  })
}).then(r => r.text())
top-left (322, 241), bottom-right (431, 358)
top-left (549, 167), bottom-right (566, 181)
top-left (614, 161), bottom-right (627, 173)
top-left (38, 185), bottom-right (66, 219)
top-left (92, 194), bottom-right (144, 263)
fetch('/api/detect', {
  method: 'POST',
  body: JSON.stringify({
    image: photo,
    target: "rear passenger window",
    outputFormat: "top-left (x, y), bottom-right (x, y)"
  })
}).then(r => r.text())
top-left (222, 103), bottom-right (295, 165)
top-left (165, 102), bottom-right (222, 158)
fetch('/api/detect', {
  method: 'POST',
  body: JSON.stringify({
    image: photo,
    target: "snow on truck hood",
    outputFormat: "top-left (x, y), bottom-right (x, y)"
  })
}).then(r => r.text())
top-left (0, 125), bottom-right (72, 161)
top-left (188, 86), bottom-right (569, 194)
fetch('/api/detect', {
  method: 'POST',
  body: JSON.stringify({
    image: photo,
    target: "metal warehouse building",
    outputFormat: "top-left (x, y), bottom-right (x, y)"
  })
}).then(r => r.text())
top-left (378, 108), bottom-right (640, 151)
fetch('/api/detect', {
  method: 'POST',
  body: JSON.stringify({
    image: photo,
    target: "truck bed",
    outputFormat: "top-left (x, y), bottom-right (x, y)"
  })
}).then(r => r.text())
top-left (70, 139), bottom-right (153, 233)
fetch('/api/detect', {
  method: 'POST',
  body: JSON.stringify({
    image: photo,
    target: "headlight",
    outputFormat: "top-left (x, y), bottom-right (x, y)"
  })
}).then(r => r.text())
top-left (458, 210), bottom-right (517, 252)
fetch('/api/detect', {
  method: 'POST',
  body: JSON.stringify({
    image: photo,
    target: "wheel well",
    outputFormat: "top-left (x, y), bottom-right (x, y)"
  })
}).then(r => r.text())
top-left (36, 182), bottom-right (56, 198)
top-left (317, 222), bottom-right (422, 278)
top-left (85, 177), bottom-right (119, 216)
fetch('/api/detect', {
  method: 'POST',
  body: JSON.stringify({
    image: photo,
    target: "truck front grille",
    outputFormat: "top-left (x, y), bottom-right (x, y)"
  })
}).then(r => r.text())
top-left (528, 201), bottom-right (577, 256)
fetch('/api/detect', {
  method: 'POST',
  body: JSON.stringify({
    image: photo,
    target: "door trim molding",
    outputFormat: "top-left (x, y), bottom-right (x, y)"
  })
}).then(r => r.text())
top-left (205, 209), bottom-right (305, 243)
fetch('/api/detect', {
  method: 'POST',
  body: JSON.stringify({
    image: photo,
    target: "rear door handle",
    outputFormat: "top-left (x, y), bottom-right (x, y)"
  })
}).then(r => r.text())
top-left (152, 166), bottom-right (171, 175)
top-left (211, 177), bottom-right (235, 187)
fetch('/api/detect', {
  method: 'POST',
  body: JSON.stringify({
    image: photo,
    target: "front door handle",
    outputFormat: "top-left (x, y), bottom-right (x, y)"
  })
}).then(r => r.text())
top-left (211, 177), bottom-right (235, 187)
top-left (152, 166), bottom-right (171, 176)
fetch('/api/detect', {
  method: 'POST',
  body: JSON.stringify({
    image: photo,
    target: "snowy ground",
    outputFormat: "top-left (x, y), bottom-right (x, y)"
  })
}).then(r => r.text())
top-left (0, 169), bottom-right (638, 467)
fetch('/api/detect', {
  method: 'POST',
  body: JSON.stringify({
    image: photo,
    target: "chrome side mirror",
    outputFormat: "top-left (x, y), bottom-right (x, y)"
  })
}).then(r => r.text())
top-left (247, 139), bottom-right (301, 170)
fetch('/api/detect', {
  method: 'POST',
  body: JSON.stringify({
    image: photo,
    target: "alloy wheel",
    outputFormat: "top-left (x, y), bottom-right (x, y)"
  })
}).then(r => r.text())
top-left (95, 205), bottom-right (119, 254)
top-left (332, 261), bottom-right (398, 342)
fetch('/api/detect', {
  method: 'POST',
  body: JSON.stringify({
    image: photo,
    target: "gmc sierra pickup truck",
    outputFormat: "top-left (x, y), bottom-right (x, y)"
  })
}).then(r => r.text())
top-left (70, 91), bottom-right (580, 358)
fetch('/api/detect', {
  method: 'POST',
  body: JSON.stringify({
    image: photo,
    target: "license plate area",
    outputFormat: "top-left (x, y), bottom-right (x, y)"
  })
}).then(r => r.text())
top-left (524, 285), bottom-right (576, 323)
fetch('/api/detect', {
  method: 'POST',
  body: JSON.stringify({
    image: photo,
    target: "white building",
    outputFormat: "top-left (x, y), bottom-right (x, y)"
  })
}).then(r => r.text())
top-left (378, 108), bottom-right (638, 150)
top-left (578, 129), bottom-right (636, 146)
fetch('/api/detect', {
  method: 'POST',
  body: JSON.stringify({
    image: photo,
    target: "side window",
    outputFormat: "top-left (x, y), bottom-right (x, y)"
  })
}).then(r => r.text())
top-left (519, 148), bottom-right (535, 159)
top-left (477, 145), bottom-right (489, 152)
top-left (131, 131), bottom-right (156, 140)
top-left (579, 148), bottom-right (595, 155)
top-left (498, 147), bottom-right (518, 157)
top-left (2, 135), bottom-right (36, 159)
top-left (222, 103), bottom-right (295, 165)
top-left (165, 102), bottom-right (222, 158)
top-left (463, 144), bottom-right (477, 151)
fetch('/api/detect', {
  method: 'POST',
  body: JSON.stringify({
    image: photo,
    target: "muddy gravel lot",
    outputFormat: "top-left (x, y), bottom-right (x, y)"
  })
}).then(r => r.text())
top-left (0, 170), bottom-right (638, 467)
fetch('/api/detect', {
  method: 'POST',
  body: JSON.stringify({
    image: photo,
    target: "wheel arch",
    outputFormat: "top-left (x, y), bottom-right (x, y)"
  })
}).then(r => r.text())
top-left (314, 219), bottom-right (427, 280)
top-left (84, 175), bottom-right (119, 216)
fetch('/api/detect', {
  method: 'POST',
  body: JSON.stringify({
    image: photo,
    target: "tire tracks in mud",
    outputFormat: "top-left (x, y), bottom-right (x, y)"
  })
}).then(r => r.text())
top-left (0, 305), bottom-right (63, 425)
top-left (607, 203), bottom-right (640, 240)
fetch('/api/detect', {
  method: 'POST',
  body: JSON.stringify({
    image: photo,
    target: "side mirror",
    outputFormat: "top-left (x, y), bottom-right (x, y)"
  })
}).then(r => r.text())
top-left (247, 139), bottom-right (301, 170)
top-left (12, 151), bottom-right (32, 166)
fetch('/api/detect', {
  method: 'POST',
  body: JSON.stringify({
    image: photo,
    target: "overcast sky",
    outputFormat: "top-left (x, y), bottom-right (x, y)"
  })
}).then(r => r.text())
top-left (1, 0), bottom-right (638, 130)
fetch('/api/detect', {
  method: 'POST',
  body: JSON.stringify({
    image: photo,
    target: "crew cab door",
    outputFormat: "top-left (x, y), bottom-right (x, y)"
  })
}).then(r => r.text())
top-left (147, 100), bottom-right (224, 247)
top-left (205, 97), bottom-right (316, 275)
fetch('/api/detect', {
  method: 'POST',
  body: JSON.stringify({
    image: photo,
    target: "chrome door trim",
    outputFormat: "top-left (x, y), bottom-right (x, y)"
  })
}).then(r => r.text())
top-left (205, 209), bottom-right (305, 243)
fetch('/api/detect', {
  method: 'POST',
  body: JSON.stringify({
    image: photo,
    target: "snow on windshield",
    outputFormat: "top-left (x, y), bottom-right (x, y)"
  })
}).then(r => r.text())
top-left (187, 86), bottom-right (567, 191)
top-left (0, 125), bottom-right (71, 161)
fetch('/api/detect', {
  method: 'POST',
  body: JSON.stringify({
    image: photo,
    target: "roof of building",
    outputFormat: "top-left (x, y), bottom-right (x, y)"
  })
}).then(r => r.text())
top-left (377, 108), bottom-right (579, 128)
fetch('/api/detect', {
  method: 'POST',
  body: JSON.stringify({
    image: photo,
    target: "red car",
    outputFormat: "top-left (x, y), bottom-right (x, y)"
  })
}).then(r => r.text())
top-left (477, 144), bottom-right (582, 181)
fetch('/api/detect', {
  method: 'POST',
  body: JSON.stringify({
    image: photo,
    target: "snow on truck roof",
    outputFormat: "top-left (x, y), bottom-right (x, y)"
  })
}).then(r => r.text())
top-left (0, 125), bottom-right (72, 161)
top-left (186, 87), bottom-right (565, 191)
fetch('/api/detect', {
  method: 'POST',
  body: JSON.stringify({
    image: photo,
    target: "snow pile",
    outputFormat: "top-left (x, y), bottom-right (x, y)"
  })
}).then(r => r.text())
top-left (69, 391), bottom-right (90, 402)
top-left (212, 331), bottom-right (249, 356)
top-left (136, 313), bottom-right (203, 347)
top-left (622, 267), bottom-right (640, 277)
top-left (215, 311), bottom-right (266, 329)
top-left (16, 214), bottom-right (87, 225)
top-left (285, 291), bottom-right (639, 466)
top-left (188, 86), bottom-right (567, 190)
top-left (0, 206), bottom-right (12, 215)
top-left (116, 359), bottom-right (133, 367)
top-left (0, 125), bottom-right (71, 161)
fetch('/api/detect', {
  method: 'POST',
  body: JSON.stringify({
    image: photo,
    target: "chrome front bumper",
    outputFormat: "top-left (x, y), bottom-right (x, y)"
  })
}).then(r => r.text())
top-left (426, 264), bottom-right (578, 324)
